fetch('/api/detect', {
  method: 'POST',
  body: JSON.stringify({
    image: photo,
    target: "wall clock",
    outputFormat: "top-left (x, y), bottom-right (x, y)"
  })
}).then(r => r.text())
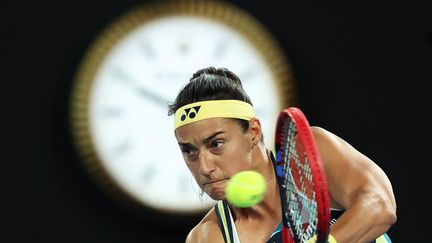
top-left (70, 0), bottom-right (296, 220)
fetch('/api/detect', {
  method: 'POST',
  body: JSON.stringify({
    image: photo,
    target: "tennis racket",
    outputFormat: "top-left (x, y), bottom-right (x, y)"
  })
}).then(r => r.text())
top-left (274, 107), bottom-right (330, 243)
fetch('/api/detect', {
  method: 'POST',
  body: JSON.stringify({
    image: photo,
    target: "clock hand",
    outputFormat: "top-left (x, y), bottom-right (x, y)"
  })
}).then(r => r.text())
top-left (113, 68), bottom-right (169, 107)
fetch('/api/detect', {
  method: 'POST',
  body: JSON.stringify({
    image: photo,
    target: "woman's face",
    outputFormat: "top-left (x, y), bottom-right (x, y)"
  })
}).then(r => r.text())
top-left (175, 118), bottom-right (255, 200)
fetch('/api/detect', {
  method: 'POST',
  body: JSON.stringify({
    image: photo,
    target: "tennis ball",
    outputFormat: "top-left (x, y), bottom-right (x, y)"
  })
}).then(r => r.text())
top-left (226, 170), bottom-right (267, 208)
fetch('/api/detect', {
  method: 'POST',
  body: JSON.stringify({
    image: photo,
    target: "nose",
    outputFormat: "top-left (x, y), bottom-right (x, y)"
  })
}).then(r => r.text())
top-left (198, 151), bottom-right (216, 176)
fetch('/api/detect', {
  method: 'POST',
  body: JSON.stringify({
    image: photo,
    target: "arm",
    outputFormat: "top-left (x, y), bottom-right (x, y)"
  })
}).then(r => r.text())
top-left (311, 126), bottom-right (397, 243)
top-left (185, 209), bottom-right (225, 243)
top-left (185, 226), bottom-right (200, 243)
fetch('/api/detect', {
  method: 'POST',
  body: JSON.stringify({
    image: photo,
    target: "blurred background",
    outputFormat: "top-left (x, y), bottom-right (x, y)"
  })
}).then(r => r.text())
top-left (3, 0), bottom-right (431, 242)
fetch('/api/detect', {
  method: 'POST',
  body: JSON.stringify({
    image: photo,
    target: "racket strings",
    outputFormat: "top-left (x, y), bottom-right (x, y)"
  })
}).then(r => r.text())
top-left (293, 113), bottom-right (331, 243)
top-left (282, 120), bottom-right (318, 242)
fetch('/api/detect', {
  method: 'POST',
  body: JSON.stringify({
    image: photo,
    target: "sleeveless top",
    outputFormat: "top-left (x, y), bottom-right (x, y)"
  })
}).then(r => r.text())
top-left (214, 200), bottom-right (391, 243)
top-left (214, 150), bottom-right (392, 243)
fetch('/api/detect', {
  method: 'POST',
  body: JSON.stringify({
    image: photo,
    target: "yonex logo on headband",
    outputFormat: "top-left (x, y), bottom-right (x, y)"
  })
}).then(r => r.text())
top-left (174, 100), bottom-right (255, 130)
top-left (181, 106), bottom-right (201, 121)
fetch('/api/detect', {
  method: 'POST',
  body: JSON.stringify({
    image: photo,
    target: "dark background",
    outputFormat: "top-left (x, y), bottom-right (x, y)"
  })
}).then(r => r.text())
top-left (4, 1), bottom-right (431, 242)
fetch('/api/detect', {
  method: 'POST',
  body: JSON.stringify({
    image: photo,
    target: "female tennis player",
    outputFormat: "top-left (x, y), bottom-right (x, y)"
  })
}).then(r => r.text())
top-left (168, 67), bottom-right (396, 243)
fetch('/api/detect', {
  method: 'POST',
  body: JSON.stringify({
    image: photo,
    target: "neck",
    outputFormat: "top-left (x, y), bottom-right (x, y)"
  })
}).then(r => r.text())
top-left (231, 145), bottom-right (281, 220)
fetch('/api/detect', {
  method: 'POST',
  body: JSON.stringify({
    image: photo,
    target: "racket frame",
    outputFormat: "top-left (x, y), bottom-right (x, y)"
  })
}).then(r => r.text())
top-left (274, 107), bottom-right (330, 243)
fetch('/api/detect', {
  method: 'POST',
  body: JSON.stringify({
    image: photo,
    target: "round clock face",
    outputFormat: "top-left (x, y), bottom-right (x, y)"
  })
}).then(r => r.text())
top-left (71, 1), bottom-right (296, 216)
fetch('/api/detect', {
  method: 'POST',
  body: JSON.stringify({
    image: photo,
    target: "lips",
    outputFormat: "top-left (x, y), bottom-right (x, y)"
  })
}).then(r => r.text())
top-left (203, 178), bottom-right (228, 199)
top-left (203, 178), bottom-right (227, 187)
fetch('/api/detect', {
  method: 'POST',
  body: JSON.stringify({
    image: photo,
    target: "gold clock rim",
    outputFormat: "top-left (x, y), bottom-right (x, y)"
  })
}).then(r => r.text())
top-left (70, 0), bottom-right (297, 217)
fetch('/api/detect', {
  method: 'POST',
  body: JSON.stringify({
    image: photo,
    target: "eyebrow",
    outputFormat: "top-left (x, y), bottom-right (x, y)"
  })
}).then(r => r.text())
top-left (178, 131), bottom-right (225, 147)
top-left (202, 131), bottom-right (225, 144)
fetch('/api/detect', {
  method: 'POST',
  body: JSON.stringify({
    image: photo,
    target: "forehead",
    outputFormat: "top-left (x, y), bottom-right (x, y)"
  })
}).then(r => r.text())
top-left (175, 118), bottom-right (241, 142)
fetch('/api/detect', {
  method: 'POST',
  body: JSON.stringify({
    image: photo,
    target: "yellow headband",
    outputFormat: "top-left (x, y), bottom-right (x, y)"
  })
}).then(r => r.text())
top-left (174, 100), bottom-right (255, 130)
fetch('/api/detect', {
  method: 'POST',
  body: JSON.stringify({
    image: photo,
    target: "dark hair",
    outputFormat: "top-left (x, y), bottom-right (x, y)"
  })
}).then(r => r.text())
top-left (168, 67), bottom-right (253, 132)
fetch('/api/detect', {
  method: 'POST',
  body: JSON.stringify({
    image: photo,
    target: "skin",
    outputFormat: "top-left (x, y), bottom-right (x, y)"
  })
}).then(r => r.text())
top-left (175, 117), bottom-right (397, 243)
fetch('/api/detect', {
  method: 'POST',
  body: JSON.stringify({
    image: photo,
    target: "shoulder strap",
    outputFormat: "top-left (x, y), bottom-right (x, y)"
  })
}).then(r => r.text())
top-left (214, 200), bottom-right (242, 243)
top-left (214, 200), bottom-right (234, 243)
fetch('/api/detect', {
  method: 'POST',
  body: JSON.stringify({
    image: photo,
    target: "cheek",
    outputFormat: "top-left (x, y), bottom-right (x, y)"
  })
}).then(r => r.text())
top-left (185, 161), bottom-right (198, 173)
top-left (223, 143), bottom-right (253, 171)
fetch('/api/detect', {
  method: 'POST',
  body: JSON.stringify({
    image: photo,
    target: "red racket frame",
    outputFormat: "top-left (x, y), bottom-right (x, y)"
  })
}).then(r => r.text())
top-left (275, 107), bottom-right (330, 243)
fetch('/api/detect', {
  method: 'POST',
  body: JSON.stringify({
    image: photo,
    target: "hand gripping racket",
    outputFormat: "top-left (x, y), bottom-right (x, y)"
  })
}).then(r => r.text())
top-left (274, 107), bottom-right (331, 243)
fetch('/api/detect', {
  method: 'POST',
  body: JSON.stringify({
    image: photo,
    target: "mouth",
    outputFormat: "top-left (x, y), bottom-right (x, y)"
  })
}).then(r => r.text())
top-left (202, 178), bottom-right (228, 199)
top-left (203, 178), bottom-right (227, 187)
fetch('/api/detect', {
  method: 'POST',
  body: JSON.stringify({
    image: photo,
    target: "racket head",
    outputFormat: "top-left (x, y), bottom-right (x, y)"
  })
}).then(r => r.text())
top-left (274, 107), bottom-right (330, 243)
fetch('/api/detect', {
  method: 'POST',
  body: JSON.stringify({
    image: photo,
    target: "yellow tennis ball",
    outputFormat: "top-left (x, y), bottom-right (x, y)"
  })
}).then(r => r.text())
top-left (226, 170), bottom-right (267, 208)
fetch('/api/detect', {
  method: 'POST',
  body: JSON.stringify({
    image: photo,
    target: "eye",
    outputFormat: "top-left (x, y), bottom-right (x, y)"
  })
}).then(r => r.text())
top-left (210, 140), bottom-right (224, 150)
top-left (181, 147), bottom-right (199, 160)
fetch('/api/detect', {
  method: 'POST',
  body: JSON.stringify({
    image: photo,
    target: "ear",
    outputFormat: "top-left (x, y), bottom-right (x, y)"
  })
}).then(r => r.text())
top-left (248, 118), bottom-right (262, 145)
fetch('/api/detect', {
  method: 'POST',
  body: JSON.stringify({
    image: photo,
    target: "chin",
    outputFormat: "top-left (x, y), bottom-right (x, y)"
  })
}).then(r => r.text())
top-left (207, 190), bottom-right (226, 201)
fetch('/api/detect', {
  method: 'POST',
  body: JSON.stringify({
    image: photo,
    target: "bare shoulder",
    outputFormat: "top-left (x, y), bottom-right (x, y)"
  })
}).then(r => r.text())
top-left (310, 126), bottom-right (343, 145)
top-left (310, 125), bottom-right (372, 174)
top-left (310, 126), bottom-right (395, 208)
top-left (310, 126), bottom-right (357, 161)
top-left (185, 207), bottom-right (224, 243)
